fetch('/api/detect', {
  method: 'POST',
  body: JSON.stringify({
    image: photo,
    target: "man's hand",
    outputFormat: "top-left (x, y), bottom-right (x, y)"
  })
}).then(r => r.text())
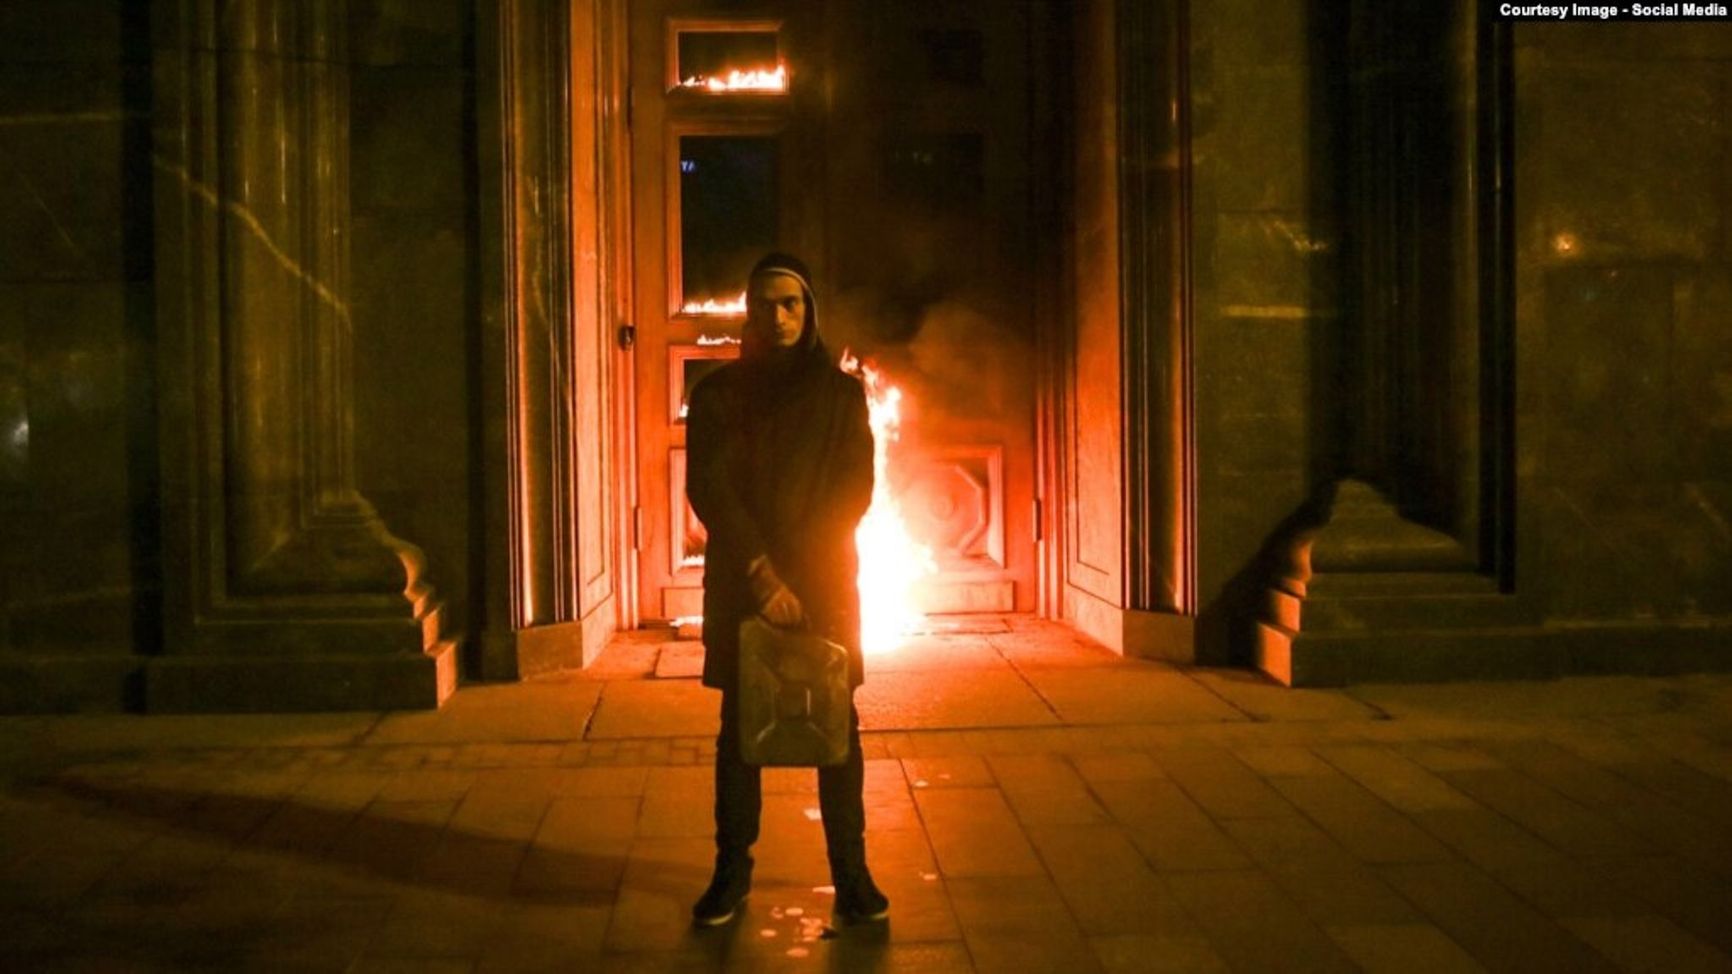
top-left (747, 557), bottom-right (804, 628)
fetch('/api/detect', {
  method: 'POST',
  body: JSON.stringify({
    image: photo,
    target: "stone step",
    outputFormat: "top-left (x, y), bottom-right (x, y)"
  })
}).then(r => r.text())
top-left (1305, 571), bottom-right (1501, 596)
top-left (1262, 625), bottom-right (1553, 686)
top-left (1299, 591), bottom-right (1531, 632)
top-left (1253, 618), bottom-right (1301, 686)
top-left (1263, 621), bottom-right (1732, 687)
top-left (1263, 586), bottom-right (1302, 632)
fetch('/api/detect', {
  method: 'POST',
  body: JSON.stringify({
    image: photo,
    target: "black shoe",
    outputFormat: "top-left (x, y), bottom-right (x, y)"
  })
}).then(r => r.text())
top-left (692, 854), bottom-right (753, 927)
top-left (833, 868), bottom-right (890, 924)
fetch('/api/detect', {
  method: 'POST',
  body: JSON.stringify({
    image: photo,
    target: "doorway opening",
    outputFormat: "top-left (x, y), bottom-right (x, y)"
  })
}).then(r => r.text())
top-left (620, 0), bottom-right (1066, 651)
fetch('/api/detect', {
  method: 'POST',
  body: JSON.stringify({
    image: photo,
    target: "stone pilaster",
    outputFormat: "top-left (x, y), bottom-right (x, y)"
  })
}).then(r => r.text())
top-left (1257, 4), bottom-right (1526, 686)
top-left (473, 0), bottom-right (626, 680)
top-left (1061, 0), bottom-right (1197, 662)
top-left (1119, 0), bottom-right (1196, 620)
top-left (149, 0), bottom-right (454, 711)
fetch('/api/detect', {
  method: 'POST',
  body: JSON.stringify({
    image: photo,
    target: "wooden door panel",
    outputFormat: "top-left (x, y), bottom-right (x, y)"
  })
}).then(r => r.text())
top-left (630, 4), bottom-right (798, 620)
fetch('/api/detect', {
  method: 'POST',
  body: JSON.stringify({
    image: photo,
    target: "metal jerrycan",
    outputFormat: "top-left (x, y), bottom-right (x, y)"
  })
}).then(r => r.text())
top-left (737, 615), bottom-right (851, 767)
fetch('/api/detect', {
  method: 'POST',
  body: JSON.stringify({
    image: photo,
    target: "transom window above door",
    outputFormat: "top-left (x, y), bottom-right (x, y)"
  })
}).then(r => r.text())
top-left (667, 21), bottom-right (787, 94)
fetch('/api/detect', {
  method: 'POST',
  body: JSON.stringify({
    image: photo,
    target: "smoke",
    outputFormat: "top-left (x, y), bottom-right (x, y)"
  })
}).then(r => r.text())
top-left (825, 279), bottom-right (1034, 445)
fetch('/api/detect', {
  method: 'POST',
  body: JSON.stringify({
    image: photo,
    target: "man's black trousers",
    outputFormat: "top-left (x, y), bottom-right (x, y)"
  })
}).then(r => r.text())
top-left (713, 690), bottom-right (866, 868)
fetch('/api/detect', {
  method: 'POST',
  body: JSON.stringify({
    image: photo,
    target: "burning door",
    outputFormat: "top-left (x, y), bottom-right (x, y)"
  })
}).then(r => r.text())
top-left (628, 9), bottom-right (810, 624)
top-left (629, 1), bottom-right (1051, 630)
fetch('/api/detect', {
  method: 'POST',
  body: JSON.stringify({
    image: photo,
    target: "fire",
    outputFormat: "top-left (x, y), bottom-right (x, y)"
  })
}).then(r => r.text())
top-left (840, 350), bottom-right (936, 655)
top-left (682, 292), bottom-right (747, 316)
top-left (679, 65), bottom-right (788, 93)
top-left (696, 334), bottom-right (741, 346)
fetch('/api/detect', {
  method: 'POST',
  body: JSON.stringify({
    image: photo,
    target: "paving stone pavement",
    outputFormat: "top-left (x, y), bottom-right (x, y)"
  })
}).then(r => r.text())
top-left (3, 616), bottom-right (1732, 972)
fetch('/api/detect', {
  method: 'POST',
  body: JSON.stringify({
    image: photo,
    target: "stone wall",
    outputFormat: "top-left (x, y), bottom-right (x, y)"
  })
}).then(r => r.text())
top-left (1191, 0), bottom-right (1347, 662)
top-left (0, 1), bottom-right (154, 709)
top-left (1516, 24), bottom-right (1732, 635)
top-left (0, 1), bottom-right (479, 711)
top-left (1203, 7), bottom-right (1732, 677)
top-left (349, 0), bottom-right (477, 644)
top-left (3, 2), bottom-right (1729, 709)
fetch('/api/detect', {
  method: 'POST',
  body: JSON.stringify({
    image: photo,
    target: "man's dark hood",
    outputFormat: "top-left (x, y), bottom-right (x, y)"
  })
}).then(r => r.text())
top-left (741, 251), bottom-right (829, 372)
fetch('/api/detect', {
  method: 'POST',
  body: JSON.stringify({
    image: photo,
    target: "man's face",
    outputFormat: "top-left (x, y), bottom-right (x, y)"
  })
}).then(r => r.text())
top-left (748, 272), bottom-right (806, 348)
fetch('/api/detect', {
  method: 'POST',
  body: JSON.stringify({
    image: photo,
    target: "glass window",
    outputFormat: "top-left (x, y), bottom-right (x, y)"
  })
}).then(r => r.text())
top-left (674, 28), bottom-right (785, 93)
top-left (678, 134), bottom-right (778, 315)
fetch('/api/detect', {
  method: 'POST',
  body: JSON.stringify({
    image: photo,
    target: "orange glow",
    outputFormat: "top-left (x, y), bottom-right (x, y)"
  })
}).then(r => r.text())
top-left (696, 334), bottom-right (741, 346)
top-left (679, 65), bottom-right (788, 93)
top-left (682, 292), bottom-right (747, 316)
top-left (840, 350), bottom-right (936, 655)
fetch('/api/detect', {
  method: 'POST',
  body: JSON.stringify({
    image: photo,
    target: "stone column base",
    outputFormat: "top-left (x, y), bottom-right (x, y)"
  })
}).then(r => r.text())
top-left (145, 641), bottom-right (456, 713)
top-left (0, 656), bottom-right (143, 714)
top-left (1066, 585), bottom-right (1196, 663)
top-left (1259, 619), bottom-right (1732, 687)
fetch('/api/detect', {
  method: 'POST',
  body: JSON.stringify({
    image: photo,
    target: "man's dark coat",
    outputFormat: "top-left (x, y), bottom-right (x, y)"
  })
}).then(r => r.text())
top-left (686, 265), bottom-right (874, 690)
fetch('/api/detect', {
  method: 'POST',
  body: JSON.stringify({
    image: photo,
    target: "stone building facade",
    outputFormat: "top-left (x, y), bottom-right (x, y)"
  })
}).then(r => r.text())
top-left (1, 0), bottom-right (1728, 712)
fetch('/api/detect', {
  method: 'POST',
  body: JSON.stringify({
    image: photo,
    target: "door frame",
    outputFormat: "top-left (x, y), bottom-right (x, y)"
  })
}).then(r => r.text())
top-left (625, 1), bottom-right (807, 623)
top-left (474, 0), bottom-right (638, 676)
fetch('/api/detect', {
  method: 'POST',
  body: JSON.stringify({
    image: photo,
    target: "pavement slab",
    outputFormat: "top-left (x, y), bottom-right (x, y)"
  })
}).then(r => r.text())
top-left (1377, 861), bottom-right (1621, 973)
top-left (946, 874), bottom-right (1098, 974)
top-left (1090, 933), bottom-right (1231, 974)
top-left (588, 679), bottom-right (719, 739)
top-left (915, 786), bottom-right (1045, 879)
top-left (2, 614), bottom-right (1731, 971)
top-left (987, 753), bottom-right (1110, 826)
top-left (1325, 922), bottom-right (1485, 974)
top-left (1408, 806), bottom-right (1566, 872)
top-left (1189, 668), bottom-right (1384, 722)
top-left (1153, 744), bottom-right (1296, 819)
top-left (1020, 666), bottom-right (1247, 725)
top-left (1267, 769), bottom-right (1456, 865)
top-left (1164, 869), bottom-right (1360, 973)
top-left (1560, 914), bottom-right (1732, 974)
top-left (366, 682), bottom-right (600, 744)
top-left (863, 634), bottom-right (1007, 673)
top-left (856, 669), bottom-right (1060, 730)
top-left (1090, 777), bottom-right (1251, 872)
top-left (1024, 823), bottom-right (1193, 937)
top-left (1346, 676), bottom-right (1693, 721)
top-left (656, 641), bottom-right (707, 679)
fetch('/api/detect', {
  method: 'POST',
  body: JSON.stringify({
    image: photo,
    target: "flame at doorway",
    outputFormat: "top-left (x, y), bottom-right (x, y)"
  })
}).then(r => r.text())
top-left (841, 350), bottom-right (936, 655)
top-left (682, 292), bottom-right (747, 316)
top-left (678, 65), bottom-right (788, 93)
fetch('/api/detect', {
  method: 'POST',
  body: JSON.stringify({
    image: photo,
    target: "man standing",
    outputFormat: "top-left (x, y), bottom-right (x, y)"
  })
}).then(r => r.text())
top-left (684, 252), bottom-right (889, 928)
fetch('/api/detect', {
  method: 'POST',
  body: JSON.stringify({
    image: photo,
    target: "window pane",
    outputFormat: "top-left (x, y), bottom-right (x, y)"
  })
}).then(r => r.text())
top-left (676, 30), bottom-right (783, 91)
top-left (679, 135), bottom-right (778, 313)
